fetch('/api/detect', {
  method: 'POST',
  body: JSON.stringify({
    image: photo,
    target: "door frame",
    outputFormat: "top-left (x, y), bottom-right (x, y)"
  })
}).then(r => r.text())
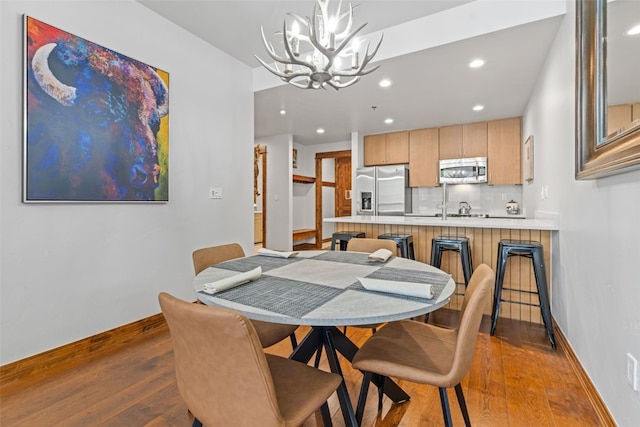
top-left (254, 145), bottom-right (267, 247)
top-left (314, 150), bottom-right (351, 248)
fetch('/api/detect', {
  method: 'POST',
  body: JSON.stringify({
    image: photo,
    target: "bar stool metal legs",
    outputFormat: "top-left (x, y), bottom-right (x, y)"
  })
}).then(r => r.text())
top-left (331, 231), bottom-right (365, 251)
top-left (377, 234), bottom-right (415, 259)
top-left (491, 240), bottom-right (556, 349)
top-left (430, 237), bottom-right (473, 286)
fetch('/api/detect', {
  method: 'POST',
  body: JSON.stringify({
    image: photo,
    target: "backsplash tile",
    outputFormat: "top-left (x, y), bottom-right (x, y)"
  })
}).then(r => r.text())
top-left (411, 184), bottom-right (524, 217)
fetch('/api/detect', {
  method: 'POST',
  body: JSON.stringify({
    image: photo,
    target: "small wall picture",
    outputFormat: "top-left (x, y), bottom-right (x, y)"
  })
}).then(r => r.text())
top-left (292, 148), bottom-right (298, 169)
top-left (524, 135), bottom-right (534, 182)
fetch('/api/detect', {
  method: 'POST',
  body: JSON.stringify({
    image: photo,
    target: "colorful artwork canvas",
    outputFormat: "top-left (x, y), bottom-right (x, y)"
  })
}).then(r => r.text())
top-left (23, 16), bottom-right (169, 202)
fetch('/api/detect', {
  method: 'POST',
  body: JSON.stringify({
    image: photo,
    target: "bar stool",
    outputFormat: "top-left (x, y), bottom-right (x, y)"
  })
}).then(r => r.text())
top-left (377, 234), bottom-right (415, 259)
top-left (430, 237), bottom-right (473, 286)
top-left (330, 231), bottom-right (365, 251)
top-left (491, 240), bottom-right (556, 349)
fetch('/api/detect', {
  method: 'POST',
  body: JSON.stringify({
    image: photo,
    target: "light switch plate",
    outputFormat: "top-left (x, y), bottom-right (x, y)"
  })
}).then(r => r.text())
top-left (209, 187), bottom-right (222, 199)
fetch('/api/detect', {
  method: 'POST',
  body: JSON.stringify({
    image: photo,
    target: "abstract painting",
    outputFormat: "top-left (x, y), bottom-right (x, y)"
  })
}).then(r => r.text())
top-left (23, 16), bottom-right (169, 202)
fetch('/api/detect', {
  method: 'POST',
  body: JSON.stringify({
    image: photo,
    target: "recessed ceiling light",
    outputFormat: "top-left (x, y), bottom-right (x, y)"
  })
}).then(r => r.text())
top-left (316, 128), bottom-right (325, 134)
top-left (469, 59), bottom-right (485, 68)
top-left (379, 79), bottom-right (392, 88)
top-left (473, 105), bottom-right (484, 111)
top-left (384, 118), bottom-right (394, 124)
top-left (280, 108), bottom-right (286, 115)
top-left (627, 24), bottom-right (640, 36)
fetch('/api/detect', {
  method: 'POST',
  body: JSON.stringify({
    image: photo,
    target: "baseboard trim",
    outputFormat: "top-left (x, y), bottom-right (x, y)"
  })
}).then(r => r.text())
top-left (553, 322), bottom-right (616, 426)
top-left (0, 312), bottom-right (167, 386)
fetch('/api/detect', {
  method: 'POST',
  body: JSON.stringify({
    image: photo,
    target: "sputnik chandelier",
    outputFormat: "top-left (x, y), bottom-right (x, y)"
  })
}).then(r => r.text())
top-left (255, 0), bottom-right (383, 90)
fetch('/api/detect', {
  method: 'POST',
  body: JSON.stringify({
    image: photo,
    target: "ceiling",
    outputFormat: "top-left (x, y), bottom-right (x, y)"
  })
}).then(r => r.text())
top-left (138, 0), bottom-right (566, 145)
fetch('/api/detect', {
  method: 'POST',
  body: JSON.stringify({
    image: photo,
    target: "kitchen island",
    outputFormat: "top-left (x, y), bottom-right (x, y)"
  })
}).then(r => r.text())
top-left (324, 214), bottom-right (559, 325)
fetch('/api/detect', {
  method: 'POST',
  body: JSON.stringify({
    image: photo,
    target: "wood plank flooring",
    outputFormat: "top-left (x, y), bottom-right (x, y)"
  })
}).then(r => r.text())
top-left (0, 310), bottom-right (602, 426)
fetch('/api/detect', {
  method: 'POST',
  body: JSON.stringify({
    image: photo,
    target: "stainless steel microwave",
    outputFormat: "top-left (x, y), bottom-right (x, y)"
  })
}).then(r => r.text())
top-left (439, 157), bottom-right (487, 184)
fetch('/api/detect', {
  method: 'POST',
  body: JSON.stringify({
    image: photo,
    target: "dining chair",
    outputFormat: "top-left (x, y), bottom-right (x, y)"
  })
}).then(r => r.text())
top-left (159, 292), bottom-right (342, 427)
top-left (192, 243), bottom-right (299, 349)
top-left (345, 238), bottom-right (399, 255)
top-left (326, 237), bottom-right (402, 356)
top-left (351, 263), bottom-right (494, 426)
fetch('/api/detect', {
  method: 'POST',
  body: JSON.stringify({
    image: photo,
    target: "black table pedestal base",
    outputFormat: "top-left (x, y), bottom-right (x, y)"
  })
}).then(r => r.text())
top-left (290, 326), bottom-right (410, 427)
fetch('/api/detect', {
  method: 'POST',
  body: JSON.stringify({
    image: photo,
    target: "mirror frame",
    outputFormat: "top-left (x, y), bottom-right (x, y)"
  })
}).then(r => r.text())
top-left (576, 0), bottom-right (640, 179)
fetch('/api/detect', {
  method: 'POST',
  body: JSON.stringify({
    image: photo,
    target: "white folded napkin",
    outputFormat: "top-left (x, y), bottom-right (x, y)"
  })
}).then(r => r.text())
top-left (257, 248), bottom-right (298, 258)
top-left (368, 248), bottom-right (393, 262)
top-left (358, 277), bottom-right (433, 299)
top-left (202, 267), bottom-right (262, 294)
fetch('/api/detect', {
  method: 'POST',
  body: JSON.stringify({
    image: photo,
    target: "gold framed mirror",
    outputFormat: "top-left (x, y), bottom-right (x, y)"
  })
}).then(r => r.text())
top-left (576, 0), bottom-right (640, 179)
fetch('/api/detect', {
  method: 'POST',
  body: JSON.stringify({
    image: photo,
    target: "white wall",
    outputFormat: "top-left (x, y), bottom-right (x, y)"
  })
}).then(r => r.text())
top-left (0, 0), bottom-right (254, 364)
top-left (523, 1), bottom-right (640, 424)
top-left (255, 134), bottom-right (293, 251)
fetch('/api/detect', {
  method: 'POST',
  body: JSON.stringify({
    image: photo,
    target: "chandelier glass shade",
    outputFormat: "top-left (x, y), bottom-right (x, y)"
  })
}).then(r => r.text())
top-left (255, 0), bottom-right (383, 90)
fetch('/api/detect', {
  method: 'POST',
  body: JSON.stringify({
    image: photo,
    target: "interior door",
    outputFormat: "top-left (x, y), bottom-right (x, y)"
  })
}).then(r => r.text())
top-left (335, 157), bottom-right (352, 217)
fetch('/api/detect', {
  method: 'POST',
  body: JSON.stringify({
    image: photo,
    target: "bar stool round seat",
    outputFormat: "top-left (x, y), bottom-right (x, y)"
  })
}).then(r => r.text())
top-left (331, 231), bottom-right (365, 251)
top-left (377, 234), bottom-right (415, 259)
top-left (491, 239), bottom-right (556, 349)
top-left (430, 237), bottom-right (473, 286)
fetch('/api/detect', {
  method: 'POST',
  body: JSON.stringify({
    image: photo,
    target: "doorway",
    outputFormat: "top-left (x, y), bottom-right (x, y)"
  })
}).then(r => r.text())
top-left (254, 145), bottom-right (267, 250)
top-left (334, 156), bottom-right (352, 217)
top-left (314, 150), bottom-right (352, 247)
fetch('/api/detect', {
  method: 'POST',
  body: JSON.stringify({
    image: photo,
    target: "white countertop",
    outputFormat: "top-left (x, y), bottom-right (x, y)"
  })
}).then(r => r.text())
top-left (324, 215), bottom-right (559, 231)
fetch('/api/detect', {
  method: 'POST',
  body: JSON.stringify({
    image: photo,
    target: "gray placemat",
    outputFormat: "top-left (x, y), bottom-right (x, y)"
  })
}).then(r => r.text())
top-left (209, 275), bottom-right (344, 318)
top-left (346, 267), bottom-right (451, 302)
top-left (312, 251), bottom-right (393, 266)
top-left (368, 267), bottom-right (451, 286)
top-left (214, 255), bottom-right (302, 273)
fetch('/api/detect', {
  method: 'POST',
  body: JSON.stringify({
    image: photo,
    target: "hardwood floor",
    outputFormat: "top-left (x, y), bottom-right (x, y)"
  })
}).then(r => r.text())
top-left (0, 310), bottom-right (602, 427)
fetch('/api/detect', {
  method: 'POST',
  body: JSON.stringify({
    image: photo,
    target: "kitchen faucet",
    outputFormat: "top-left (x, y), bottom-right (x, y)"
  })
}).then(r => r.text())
top-left (438, 182), bottom-right (448, 220)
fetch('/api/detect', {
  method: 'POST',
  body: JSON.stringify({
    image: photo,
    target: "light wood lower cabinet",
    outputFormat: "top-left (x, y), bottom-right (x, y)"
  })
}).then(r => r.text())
top-left (488, 117), bottom-right (522, 185)
top-left (409, 128), bottom-right (439, 187)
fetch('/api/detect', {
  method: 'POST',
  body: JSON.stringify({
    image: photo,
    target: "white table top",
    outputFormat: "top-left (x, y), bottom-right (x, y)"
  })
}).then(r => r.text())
top-left (324, 214), bottom-right (559, 230)
top-left (194, 250), bottom-right (456, 327)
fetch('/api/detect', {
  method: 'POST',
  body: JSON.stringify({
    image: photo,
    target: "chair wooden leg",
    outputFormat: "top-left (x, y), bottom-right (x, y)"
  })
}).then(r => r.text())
top-left (438, 388), bottom-right (453, 427)
top-left (454, 383), bottom-right (471, 427)
top-left (355, 371), bottom-right (372, 425)
top-left (320, 401), bottom-right (333, 427)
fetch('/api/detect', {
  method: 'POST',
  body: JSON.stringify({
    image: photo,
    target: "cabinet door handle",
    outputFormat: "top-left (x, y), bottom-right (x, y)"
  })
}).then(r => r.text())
top-left (345, 190), bottom-right (352, 200)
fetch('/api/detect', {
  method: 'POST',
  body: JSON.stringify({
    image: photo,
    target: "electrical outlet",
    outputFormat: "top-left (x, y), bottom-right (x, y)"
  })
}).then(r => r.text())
top-left (627, 353), bottom-right (638, 391)
top-left (209, 187), bottom-right (222, 199)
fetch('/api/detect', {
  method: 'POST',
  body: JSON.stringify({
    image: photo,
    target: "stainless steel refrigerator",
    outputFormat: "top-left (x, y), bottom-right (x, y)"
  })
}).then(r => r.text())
top-left (356, 165), bottom-right (412, 215)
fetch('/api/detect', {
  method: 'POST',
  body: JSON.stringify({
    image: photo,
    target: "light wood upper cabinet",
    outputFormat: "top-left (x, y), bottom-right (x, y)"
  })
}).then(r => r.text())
top-left (439, 122), bottom-right (487, 159)
top-left (364, 131), bottom-right (409, 165)
top-left (409, 128), bottom-right (439, 187)
top-left (462, 122), bottom-right (488, 158)
top-left (487, 117), bottom-right (522, 185)
top-left (363, 133), bottom-right (386, 165)
top-left (438, 125), bottom-right (462, 160)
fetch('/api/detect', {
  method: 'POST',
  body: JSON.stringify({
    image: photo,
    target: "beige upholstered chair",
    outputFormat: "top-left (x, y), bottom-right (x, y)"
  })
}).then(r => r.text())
top-left (192, 244), bottom-right (298, 349)
top-left (352, 264), bottom-right (494, 426)
top-left (159, 293), bottom-right (341, 427)
top-left (346, 238), bottom-right (398, 256)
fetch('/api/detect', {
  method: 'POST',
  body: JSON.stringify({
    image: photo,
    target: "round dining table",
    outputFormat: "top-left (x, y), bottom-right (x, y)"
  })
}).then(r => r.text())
top-left (193, 249), bottom-right (456, 426)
